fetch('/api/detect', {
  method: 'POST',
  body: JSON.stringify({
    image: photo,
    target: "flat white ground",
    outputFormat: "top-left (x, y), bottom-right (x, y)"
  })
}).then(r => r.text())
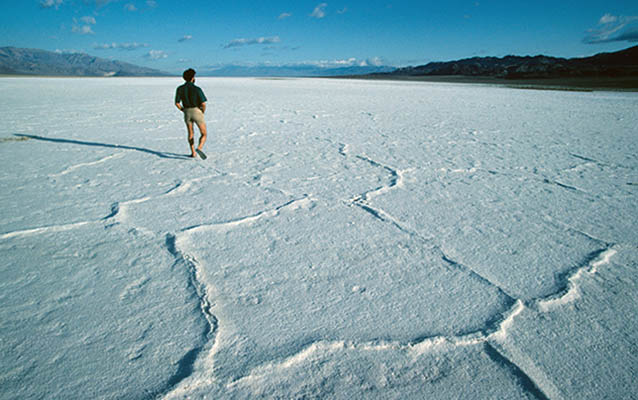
top-left (1, 77), bottom-right (637, 399)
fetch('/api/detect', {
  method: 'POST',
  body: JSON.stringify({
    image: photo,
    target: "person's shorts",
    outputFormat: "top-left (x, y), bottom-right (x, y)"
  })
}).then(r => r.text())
top-left (184, 107), bottom-right (205, 125)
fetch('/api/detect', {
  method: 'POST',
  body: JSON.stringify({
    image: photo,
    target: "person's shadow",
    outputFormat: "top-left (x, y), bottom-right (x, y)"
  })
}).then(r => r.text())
top-left (14, 134), bottom-right (192, 160)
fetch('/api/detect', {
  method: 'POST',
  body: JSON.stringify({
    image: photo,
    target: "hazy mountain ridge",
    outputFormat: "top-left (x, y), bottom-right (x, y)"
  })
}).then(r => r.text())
top-left (0, 47), bottom-right (169, 77)
top-left (385, 45), bottom-right (638, 79)
top-left (2, 45), bottom-right (636, 79)
top-left (201, 64), bottom-right (395, 77)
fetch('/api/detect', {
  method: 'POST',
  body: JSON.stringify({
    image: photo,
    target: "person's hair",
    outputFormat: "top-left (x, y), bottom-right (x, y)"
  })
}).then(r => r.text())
top-left (183, 68), bottom-right (196, 81)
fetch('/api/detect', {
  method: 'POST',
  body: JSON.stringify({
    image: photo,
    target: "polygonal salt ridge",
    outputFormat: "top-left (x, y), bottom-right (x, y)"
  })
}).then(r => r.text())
top-left (535, 246), bottom-right (618, 312)
top-left (0, 220), bottom-right (98, 240)
top-left (49, 152), bottom-right (126, 177)
top-left (178, 195), bottom-right (315, 235)
top-left (216, 249), bottom-right (618, 400)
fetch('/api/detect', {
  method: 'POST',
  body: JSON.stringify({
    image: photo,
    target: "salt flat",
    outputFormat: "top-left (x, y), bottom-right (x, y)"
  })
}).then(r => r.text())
top-left (1, 77), bottom-right (637, 399)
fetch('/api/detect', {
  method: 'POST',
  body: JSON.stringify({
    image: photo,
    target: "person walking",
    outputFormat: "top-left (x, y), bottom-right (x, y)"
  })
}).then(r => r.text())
top-left (175, 68), bottom-right (208, 159)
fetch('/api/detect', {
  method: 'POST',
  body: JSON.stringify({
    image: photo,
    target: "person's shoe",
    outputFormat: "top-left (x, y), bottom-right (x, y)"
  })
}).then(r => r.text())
top-left (196, 149), bottom-right (207, 160)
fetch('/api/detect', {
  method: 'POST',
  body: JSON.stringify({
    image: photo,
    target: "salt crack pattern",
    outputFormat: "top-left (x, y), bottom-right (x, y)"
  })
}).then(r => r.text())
top-left (50, 152), bottom-right (125, 178)
top-left (340, 143), bottom-right (417, 239)
top-left (0, 220), bottom-right (97, 240)
top-left (2, 136), bottom-right (623, 399)
top-left (226, 245), bottom-right (619, 400)
top-left (308, 141), bottom-right (622, 400)
top-left (180, 196), bottom-right (314, 235)
top-left (537, 247), bottom-right (618, 312)
top-left (160, 195), bottom-right (316, 399)
top-left (340, 143), bottom-right (516, 302)
top-left (0, 175), bottom-right (224, 397)
top-left (159, 233), bottom-right (219, 397)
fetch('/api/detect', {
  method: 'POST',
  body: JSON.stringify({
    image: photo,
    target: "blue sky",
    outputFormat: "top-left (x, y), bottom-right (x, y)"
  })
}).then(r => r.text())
top-left (1, 0), bottom-right (637, 73)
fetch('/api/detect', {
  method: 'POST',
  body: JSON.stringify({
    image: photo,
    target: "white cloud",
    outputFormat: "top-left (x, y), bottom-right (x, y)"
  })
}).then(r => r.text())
top-left (72, 25), bottom-right (94, 35)
top-left (94, 42), bottom-right (149, 50)
top-left (74, 26), bottom-right (94, 35)
top-left (94, 0), bottom-right (117, 6)
top-left (310, 3), bottom-right (327, 19)
top-left (585, 14), bottom-right (638, 43)
top-left (224, 36), bottom-right (281, 49)
top-left (124, 3), bottom-right (137, 12)
top-left (40, 0), bottom-right (63, 9)
top-left (337, 7), bottom-right (347, 15)
top-left (146, 0), bottom-right (157, 8)
top-left (599, 14), bottom-right (617, 24)
top-left (200, 56), bottom-right (390, 72)
top-left (55, 49), bottom-right (82, 54)
top-left (178, 35), bottom-right (193, 43)
top-left (365, 56), bottom-right (384, 67)
top-left (333, 58), bottom-right (357, 65)
top-left (145, 50), bottom-right (168, 60)
top-left (299, 56), bottom-right (387, 69)
top-left (80, 16), bottom-right (96, 24)
top-left (278, 12), bottom-right (292, 20)
top-left (72, 17), bottom-right (95, 35)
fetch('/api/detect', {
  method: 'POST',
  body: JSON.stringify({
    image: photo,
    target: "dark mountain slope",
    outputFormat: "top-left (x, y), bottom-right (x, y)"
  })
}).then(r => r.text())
top-left (0, 47), bottom-right (170, 77)
top-left (386, 46), bottom-right (638, 80)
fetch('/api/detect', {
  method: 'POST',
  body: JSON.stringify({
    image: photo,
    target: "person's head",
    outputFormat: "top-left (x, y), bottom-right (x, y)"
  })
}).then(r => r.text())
top-left (183, 68), bottom-right (196, 82)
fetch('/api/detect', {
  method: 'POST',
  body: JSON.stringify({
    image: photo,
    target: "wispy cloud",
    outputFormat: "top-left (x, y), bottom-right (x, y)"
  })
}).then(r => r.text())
top-left (300, 56), bottom-right (387, 68)
top-left (94, 0), bottom-right (118, 6)
top-left (201, 56), bottom-right (389, 74)
top-left (278, 12), bottom-right (292, 20)
top-left (178, 35), bottom-right (193, 43)
top-left (264, 45), bottom-right (301, 52)
top-left (146, 0), bottom-right (157, 8)
top-left (310, 3), bottom-right (327, 19)
top-left (80, 16), bottom-right (96, 25)
top-left (145, 50), bottom-right (168, 60)
top-left (584, 14), bottom-right (638, 44)
top-left (40, 0), bottom-right (63, 9)
top-left (72, 17), bottom-right (95, 35)
top-left (599, 14), bottom-right (617, 24)
top-left (72, 25), bottom-right (94, 34)
top-left (124, 3), bottom-right (137, 12)
top-left (55, 48), bottom-right (82, 54)
top-left (94, 42), bottom-right (149, 50)
top-left (363, 56), bottom-right (385, 67)
top-left (223, 36), bottom-right (281, 49)
top-left (337, 7), bottom-right (347, 15)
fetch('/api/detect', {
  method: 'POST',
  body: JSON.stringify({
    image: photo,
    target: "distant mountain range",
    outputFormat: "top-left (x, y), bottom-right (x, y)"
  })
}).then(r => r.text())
top-left (200, 64), bottom-right (394, 77)
top-left (2, 45), bottom-right (637, 79)
top-left (0, 46), bottom-right (392, 77)
top-left (0, 47), bottom-right (169, 77)
top-left (378, 45), bottom-right (638, 80)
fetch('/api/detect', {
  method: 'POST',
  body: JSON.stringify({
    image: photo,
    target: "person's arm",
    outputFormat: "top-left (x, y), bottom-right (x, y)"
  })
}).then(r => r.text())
top-left (198, 87), bottom-right (207, 114)
top-left (175, 88), bottom-right (184, 111)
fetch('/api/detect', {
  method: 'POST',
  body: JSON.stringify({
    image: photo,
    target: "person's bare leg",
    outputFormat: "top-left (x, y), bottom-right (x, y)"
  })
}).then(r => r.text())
top-left (187, 122), bottom-right (196, 157)
top-left (195, 121), bottom-right (207, 151)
